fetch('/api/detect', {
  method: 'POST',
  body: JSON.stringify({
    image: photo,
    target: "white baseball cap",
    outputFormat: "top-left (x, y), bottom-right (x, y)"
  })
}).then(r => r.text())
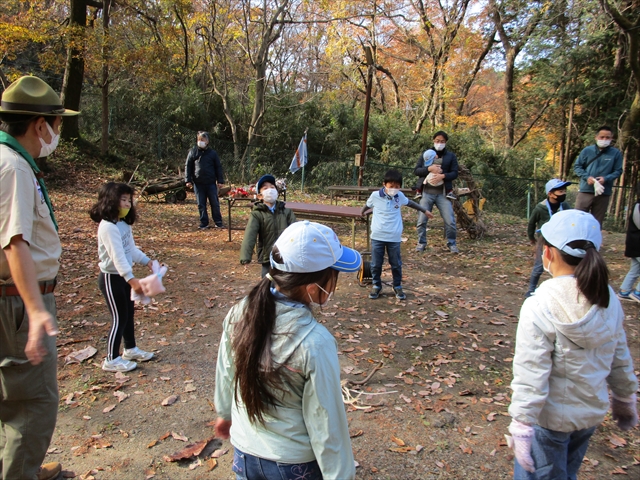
top-left (270, 221), bottom-right (362, 273)
top-left (540, 209), bottom-right (602, 258)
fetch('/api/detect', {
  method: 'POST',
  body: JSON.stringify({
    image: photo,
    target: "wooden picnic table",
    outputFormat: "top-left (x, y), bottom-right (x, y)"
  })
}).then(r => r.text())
top-left (327, 185), bottom-right (415, 204)
top-left (285, 202), bottom-right (369, 250)
top-left (224, 198), bottom-right (369, 249)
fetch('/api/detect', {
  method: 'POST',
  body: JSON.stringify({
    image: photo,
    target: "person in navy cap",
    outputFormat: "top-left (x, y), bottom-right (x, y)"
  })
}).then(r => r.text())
top-left (240, 174), bottom-right (296, 277)
top-left (215, 221), bottom-right (361, 480)
top-left (524, 179), bottom-right (572, 297)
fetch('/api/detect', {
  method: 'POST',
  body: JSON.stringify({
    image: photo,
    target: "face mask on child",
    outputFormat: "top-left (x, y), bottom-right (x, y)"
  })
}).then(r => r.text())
top-left (308, 283), bottom-right (333, 308)
top-left (261, 188), bottom-right (278, 203)
top-left (119, 207), bottom-right (130, 219)
top-left (386, 188), bottom-right (400, 197)
top-left (197, 141), bottom-right (208, 149)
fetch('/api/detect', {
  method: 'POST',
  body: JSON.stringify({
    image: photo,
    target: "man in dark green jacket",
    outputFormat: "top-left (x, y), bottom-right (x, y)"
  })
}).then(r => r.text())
top-left (525, 179), bottom-right (572, 297)
top-left (240, 174), bottom-right (296, 277)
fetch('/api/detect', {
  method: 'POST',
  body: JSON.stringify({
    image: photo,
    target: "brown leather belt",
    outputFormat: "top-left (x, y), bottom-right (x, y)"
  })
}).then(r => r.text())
top-left (0, 279), bottom-right (57, 297)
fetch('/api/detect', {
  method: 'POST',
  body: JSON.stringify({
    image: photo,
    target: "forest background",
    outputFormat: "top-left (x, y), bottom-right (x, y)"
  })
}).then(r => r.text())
top-left (1, 0), bottom-right (639, 227)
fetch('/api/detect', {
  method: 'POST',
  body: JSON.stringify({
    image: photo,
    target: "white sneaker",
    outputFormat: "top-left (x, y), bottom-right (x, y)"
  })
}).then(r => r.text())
top-left (122, 346), bottom-right (154, 362)
top-left (102, 356), bottom-right (137, 372)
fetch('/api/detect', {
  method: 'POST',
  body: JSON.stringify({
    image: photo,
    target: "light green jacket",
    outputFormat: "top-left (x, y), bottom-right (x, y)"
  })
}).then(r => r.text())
top-left (510, 277), bottom-right (637, 432)
top-left (214, 297), bottom-right (355, 480)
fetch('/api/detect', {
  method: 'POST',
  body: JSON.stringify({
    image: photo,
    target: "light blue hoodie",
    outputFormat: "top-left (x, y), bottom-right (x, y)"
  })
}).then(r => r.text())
top-left (215, 297), bottom-right (356, 480)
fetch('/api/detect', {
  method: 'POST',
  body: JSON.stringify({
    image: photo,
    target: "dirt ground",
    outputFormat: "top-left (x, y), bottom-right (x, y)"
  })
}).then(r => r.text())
top-left (41, 166), bottom-right (639, 480)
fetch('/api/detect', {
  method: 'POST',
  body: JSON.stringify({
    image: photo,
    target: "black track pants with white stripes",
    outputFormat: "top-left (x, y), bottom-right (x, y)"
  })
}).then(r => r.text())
top-left (98, 273), bottom-right (137, 361)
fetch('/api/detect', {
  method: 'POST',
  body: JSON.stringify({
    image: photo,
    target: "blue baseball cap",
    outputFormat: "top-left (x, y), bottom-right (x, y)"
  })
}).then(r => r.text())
top-left (423, 149), bottom-right (437, 167)
top-left (256, 174), bottom-right (277, 192)
top-left (540, 210), bottom-right (602, 258)
top-left (271, 221), bottom-right (362, 273)
top-left (545, 179), bottom-right (572, 194)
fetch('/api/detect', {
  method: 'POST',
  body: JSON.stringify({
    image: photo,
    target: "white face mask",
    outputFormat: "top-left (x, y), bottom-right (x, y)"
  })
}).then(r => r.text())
top-left (261, 188), bottom-right (278, 203)
top-left (434, 142), bottom-right (446, 151)
top-left (38, 121), bottom-right (59, 158)
top-left (308, 283), bottom-right (333, 308)
top-left (596, 139), bottom-right (611, 148)
top-left (386, 188), bottom-right (400, 196)
top-left (197, 140), bottom-right (208, 149)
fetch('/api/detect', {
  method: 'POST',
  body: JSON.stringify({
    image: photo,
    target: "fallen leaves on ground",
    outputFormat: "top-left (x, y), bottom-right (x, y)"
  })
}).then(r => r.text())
top-left (163, 437), bottom-right (216, 462)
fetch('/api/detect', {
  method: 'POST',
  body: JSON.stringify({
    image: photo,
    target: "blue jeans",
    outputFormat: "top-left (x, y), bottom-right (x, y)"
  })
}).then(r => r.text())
top-left (527, 244), bottom-right (544, 295)
top-left (416, 193), bottom-right (457, 247)
top-left (193, 182), bottom-right (223, 227)
top-left (620, 257), bottom-right (640, 292)
top-left (514, 425), bottom-right (596, 480)
top-left (370, 239), bottom-right (402, 288)
top-left (232, 447), bottom-right (323, 480)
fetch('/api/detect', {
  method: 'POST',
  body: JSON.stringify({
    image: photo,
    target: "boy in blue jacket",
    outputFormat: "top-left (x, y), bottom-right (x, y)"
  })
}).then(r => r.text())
top-left (363, 169), bottom-right (433, 300)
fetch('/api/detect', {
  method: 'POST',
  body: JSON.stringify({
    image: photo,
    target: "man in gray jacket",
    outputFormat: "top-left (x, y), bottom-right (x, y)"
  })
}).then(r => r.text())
top-left (573, 125), bottom-right (623, 227)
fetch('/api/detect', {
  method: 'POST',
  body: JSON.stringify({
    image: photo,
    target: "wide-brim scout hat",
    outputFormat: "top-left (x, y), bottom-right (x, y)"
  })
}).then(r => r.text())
top-left (0, 76), bottom-right (79, 116)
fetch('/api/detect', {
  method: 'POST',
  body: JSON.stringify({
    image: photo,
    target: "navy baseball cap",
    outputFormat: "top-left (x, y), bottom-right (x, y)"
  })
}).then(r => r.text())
top-left (256, 174), bottom-right (277, 192)
top-left (545, 179), bottom-right (572, 194)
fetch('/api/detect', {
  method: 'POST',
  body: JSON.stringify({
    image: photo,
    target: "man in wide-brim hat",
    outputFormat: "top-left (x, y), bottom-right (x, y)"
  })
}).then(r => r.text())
top-left (0, 75), bottom-right (78, 480)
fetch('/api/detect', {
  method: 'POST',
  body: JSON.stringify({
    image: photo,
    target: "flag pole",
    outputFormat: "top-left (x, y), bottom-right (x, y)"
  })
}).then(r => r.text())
top-left (300, 128), bottom-right (308, 193)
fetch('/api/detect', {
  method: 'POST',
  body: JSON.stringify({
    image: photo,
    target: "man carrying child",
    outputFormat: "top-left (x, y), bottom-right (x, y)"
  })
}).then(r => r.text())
top-left (363, 169), bottom-right (433, 300)
top-left (414, 131), bottom-right (460, 253)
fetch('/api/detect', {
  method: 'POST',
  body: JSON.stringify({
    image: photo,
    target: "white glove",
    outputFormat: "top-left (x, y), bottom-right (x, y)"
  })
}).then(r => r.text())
top-left (506, 419), bottom-right (536, 473)
top-left (594, 180), bottom-right (604, 196)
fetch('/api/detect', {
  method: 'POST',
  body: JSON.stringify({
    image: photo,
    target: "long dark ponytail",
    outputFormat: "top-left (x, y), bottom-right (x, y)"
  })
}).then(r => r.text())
top-left (544, 238), bottom-right (610, 308)
top-left (231, 246), bottom-right (337, 425)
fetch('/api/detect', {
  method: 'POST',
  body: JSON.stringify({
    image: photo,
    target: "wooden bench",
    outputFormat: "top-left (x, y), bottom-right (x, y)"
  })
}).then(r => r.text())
top-left (328, 185), bottom-right (415, 204)
top-left (224, 198), bottom-right (369, 249)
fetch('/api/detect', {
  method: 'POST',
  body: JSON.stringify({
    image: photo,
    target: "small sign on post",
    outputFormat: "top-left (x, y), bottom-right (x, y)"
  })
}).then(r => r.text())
top-left (354, 153), bottom-right (364, 166)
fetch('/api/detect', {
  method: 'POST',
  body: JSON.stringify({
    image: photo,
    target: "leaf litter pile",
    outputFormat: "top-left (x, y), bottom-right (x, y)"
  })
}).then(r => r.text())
top-left (45, 174), bottom-right (639, 479)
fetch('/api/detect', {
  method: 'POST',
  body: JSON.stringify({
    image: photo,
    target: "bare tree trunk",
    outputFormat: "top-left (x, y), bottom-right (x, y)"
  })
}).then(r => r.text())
top-left (503, 52), bottom-right (516, 147)
top-left (100, 0), bottom-right (111, 156)
top-left (455, 28), bottom-right (496, 120)
top-left (61, 0), bottom-right (91, 140)
top-left (562, 98), bottom-right (575, 178)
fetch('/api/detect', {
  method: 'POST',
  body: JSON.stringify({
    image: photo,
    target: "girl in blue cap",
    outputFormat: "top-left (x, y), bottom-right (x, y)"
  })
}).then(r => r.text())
top-left (215, 221), bottom-right (361, 480)
top-left (507, 209), bottom-right (637, 479)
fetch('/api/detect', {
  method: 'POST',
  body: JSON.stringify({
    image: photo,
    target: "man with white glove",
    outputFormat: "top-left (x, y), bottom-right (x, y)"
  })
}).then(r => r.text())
top-left (573, 125), bottom-right (623, 227)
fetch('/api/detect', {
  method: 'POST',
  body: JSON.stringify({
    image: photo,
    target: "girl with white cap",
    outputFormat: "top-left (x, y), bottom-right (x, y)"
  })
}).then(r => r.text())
top-left (214, 221), bottom-right (361, 480)
top-left (507, 209), bottom-right (638, 479)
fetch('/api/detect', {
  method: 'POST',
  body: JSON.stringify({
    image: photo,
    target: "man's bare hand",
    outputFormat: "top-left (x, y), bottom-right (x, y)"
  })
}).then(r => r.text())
top-left (587, 177), bottom-right (596, 185)
top-left (25, 309), bottom-right (58, 365)
top-left (428, 165), bottom-right (443, 174)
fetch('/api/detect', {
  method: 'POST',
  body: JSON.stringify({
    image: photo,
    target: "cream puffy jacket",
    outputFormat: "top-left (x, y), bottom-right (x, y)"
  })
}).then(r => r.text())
top-left (509, 276), bottom-right (637, 432)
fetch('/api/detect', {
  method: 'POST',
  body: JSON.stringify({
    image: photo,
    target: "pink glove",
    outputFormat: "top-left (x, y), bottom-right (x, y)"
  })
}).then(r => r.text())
top-left (506, 419), bottom-right (535, 473)
top-left (611, 393), bottom-right (638, 431)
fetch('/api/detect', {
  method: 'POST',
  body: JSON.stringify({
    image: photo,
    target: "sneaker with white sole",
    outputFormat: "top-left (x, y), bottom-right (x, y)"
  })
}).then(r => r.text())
top-left (122, 346), bottom-right (154, 362)
top-left (394, 287), bottom-right (407, 300)
top-left (446, 191), bottom-right (457, 201)
top-left (369, 286), bottom-right (382, 299)
top-left (617, 291), bottom-right (632, 301)
top-left (631, 291), bottom-right (640, 304)
top-left (448, 244), bottom-right (460, 254)
top-left (102, 356), bottom-right (137, 372)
